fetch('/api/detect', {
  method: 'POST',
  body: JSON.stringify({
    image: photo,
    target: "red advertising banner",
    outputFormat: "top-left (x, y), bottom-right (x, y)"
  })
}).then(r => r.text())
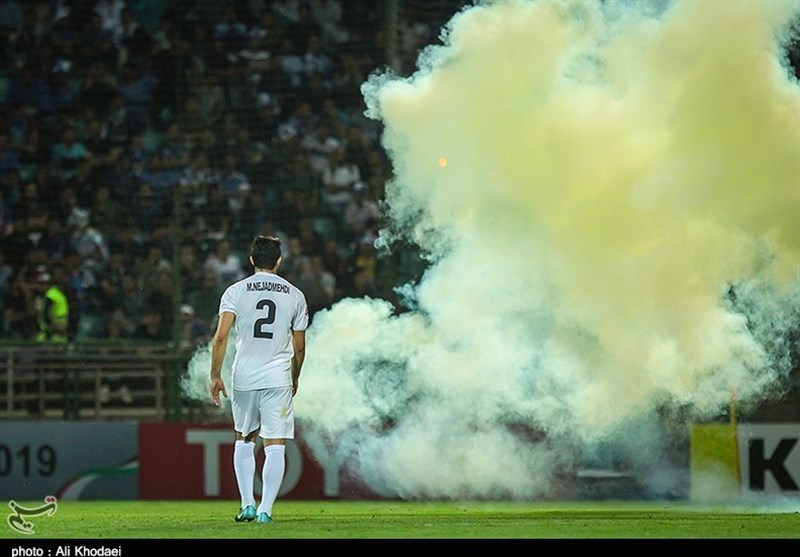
top-left (138, 423), bottom-right (386, 500)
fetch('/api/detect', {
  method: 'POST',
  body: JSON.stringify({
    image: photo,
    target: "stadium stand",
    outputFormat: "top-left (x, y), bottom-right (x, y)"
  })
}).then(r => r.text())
top-left (0, 0), bottom-right (467, 418)
top-left (0, 1), bottom-right (797, 422)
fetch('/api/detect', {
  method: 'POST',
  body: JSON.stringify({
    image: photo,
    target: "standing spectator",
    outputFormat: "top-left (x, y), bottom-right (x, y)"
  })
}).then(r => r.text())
top-left (32, 264), bottom-right (70, 343)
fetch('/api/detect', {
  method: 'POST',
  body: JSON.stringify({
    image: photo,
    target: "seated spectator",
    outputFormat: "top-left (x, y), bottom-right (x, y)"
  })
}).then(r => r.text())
top-left (179, 303), bottom-right (211, 349)
top-left (0, 188), bottom-right (13, 238)
top-left (118, 7), bottom-right (154, 66)
top-left (218, 153), bottom-right (251, 194)
top-left (0, 133), bottom-right (21, 180)
top-left (310, 0), bottom-right (348, 46)
top-left (301, 120), bottom-right (341, 177)
top-left (51, 127), bottom-right (91, 183)
top-left (117, 61), bottom-right (158, 134)
top-left (343, 180), bottom-right (380, 239)
top-left (186, 269), bottom-right (224, 331)
top-left (213, 4), bottom-right (248, 52)
top-left (195, 73), bottom-right (226, 117)
top-left (38, 213), bottom-right (72, 261)
top-left (291, 253), bottom-right (334, 319)
top-left (149, 122), bottom-right (192, 172)
top-left (130, 183), bottom-right (166, 232)
top-left (110, 272), bottom-right (148, 337)
top-left (68, 207), bottom-right (109, 262)
top-left (174, 95), bottom-right (215, 148)
top-left (2, 102), bottom-right (40, 181)
top-left (204, 238), bottom-right (246, 288)
top-left (3, 262), bottom-right (36, 339)
top-left (77, 12), bottom-right (117, 70)
top-left (146, 267), bottom-right (175, 337)
top-left (50, 61), bottom-right (82, 115)
top-left (12, 180), bottom-right (49, 234)
top-left (303, 34), bottom-right (335, 85)
top-left (322, 144), bottom-right (360, 214)
top-left (133, 308), bottom-right (170, 340)
top-left (5, 62), bottom-right (55, 116)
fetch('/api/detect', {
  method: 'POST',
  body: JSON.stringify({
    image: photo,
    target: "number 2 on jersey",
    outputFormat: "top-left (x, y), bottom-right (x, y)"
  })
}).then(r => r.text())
top-left (253, 299), bottom-right (277, 339)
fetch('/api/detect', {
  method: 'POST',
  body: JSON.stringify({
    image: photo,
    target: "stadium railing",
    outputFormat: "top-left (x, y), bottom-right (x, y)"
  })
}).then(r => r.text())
top-left (0, 342), bottom-right (191, 421)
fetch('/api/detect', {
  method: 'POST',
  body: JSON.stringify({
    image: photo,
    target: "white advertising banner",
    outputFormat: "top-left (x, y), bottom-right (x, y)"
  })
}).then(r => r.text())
top-left (737, 423), bottom-right (800, 497)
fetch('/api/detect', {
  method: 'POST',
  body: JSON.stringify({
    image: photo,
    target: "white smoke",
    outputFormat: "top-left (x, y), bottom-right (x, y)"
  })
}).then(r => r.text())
top-left (184, 0), bottom-right (800, 500)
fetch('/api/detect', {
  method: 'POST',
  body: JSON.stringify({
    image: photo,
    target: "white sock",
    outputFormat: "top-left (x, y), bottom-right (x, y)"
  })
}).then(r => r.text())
top-left (257, 444), bottom-right (286, 517)
top-left (233, 440), bottom-right (256, 508)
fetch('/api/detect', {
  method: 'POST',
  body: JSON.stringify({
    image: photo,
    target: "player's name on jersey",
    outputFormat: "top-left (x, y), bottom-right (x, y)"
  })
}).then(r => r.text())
top-left (246, 281), bottom-right (291, 293)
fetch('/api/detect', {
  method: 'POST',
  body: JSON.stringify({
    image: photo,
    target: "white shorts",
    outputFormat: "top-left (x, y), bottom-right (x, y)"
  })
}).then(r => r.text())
top-left (231, 386), bottom-right (295, 440)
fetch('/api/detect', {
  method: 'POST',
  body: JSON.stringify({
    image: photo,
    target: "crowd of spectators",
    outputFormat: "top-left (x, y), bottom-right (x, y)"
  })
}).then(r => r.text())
top-left (0, 0), bottom-right (462, 348)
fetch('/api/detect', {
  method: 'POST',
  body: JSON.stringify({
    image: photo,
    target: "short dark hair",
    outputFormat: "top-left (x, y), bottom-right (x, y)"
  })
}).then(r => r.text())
top-left (250, 235), bottom-right (282, 269)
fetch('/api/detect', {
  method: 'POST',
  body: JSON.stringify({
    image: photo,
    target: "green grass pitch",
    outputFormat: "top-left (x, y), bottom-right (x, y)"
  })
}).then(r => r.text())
top-left (1, 500), bottom-right (799, 540)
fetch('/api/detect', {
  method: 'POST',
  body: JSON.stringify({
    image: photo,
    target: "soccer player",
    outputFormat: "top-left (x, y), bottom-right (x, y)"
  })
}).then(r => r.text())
top-left (209, 235), bottom-right (308, 524)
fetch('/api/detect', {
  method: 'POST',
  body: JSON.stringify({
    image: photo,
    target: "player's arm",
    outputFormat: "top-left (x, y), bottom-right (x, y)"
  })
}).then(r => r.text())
top-left (291, 329), bottom-right (306, 396)
top-left (209, 311), bottom-right (235, 406)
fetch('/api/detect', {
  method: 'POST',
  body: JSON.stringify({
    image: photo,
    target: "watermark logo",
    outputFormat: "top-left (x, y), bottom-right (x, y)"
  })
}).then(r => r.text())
top-left (7, 496), bottom-right (58, 535)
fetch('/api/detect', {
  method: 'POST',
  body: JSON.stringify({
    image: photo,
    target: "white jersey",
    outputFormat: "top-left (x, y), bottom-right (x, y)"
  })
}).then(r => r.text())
top-left (219, 271), bottom-right (309, 391)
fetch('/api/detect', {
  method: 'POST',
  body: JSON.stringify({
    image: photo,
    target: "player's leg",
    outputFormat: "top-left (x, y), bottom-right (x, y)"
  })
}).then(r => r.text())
top-left (231, 389), bottom-right (259, 522)
top-left (256, 386), bottom-right (294, 523)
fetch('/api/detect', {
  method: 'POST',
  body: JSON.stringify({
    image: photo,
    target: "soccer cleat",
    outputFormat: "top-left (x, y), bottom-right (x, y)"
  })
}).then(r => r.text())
top-left (256, 512), bottom-right (272, 524)
top-left (235, 505), bottom-right (257, 522)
